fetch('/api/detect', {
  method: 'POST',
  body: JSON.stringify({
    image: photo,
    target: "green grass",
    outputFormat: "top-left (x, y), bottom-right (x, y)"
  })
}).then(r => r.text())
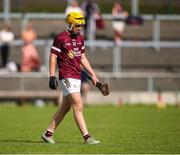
top-left (0, 104), bottom-right (180, 154)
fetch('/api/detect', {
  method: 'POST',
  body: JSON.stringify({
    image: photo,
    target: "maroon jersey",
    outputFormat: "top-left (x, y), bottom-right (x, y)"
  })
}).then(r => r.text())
top-left (51, 30), bottom-right (85, 80)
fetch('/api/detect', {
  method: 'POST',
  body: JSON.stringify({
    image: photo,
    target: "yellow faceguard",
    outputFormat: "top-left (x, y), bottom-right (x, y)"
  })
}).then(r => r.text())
top-left (66, 12), bottom-right (85, 28)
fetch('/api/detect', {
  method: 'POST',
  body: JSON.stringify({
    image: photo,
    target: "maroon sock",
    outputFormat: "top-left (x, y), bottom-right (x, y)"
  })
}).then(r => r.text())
top-left (83, 133), bottom-right (91, 141)
top-left (45, 130), bottom-right (53, 137)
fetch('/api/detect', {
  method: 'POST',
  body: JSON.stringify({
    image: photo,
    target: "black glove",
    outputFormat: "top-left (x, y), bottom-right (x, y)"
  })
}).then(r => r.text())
top-left (49, 76), bottom-right (58, 90)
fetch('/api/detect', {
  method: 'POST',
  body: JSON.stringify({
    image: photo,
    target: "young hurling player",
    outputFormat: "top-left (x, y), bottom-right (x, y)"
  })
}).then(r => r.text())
top-left (41, 12), bottom-right (100, 144)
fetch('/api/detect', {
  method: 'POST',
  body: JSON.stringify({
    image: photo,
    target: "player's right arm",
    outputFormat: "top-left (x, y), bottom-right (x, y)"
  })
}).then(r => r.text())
top-left (49, 53), bottom-right (57, 77)
top-left (49, 52), bottom-right (58, 90)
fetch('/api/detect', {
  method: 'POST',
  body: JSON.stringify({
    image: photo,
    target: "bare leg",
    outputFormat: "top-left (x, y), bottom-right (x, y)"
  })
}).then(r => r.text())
top-left (42, 92), bottom-right (100, 144)
top-left (47, 96), bottom-right (71, 131)
top-left (66, 92), bottom-right (89, 135)
top-left (81, 82), bottom-right (90, 104)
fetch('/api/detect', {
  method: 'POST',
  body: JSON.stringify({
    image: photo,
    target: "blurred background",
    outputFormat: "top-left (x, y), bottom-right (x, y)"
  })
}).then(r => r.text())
top-left (0, 0), bottom-right (180, 106)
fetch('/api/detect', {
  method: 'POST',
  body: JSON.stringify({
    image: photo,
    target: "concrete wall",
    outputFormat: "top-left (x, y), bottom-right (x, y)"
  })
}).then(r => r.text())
top-left (86, 91), bottom-right (180, 105)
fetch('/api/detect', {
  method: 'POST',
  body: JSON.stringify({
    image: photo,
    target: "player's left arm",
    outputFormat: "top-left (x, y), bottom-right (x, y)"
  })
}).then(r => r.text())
top-left (81, 53), bottom-right (99, 85)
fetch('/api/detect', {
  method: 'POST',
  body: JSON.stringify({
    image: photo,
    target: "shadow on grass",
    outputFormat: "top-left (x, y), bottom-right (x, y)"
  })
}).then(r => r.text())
top-left (0, 139), bottom-right (82, 145)
top-left (0, 139), bottom-right (122, 147)
top-left (0, 139), bottom-right (42, 144)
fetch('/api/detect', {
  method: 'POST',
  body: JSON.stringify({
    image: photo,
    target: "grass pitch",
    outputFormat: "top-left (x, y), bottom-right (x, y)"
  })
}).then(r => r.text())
top-left (0, 104), bottom-right (180, 154)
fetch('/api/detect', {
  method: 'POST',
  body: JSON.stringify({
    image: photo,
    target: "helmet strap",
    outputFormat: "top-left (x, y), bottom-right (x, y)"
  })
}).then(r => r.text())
top-left (68, 24), bottom-right (73, 31)
top-left (67, 24), bottom-right (80, 38)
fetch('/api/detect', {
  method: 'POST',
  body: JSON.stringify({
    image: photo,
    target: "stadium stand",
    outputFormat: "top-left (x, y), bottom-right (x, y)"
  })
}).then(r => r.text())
top-left (0, 13), bottom-right (180, 104)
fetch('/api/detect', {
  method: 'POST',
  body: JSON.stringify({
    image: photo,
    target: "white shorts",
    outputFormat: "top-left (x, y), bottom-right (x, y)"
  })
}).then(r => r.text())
top-left (59, 78), bottom-right (81, 96)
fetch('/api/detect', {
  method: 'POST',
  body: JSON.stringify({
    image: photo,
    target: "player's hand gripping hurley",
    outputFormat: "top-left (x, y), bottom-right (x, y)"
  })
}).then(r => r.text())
top-left (95, 82), bottom-right (110, 96)
top-left (83, 70), bottom-right (110, 96)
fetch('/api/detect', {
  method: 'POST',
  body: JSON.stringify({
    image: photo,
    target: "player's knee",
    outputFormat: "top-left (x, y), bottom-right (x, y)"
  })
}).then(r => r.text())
top-left (73, 103), bottom-right (83, 113)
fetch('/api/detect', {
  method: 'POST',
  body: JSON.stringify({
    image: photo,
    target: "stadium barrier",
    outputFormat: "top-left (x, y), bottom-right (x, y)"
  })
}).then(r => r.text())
top-left (0, 90), bottom-right (61, 105)
top-left (0, 72), bottom-right (180, 105)
top-left (86, 91), bottom-right (180, 106)
top-left (0, 71), bottom-right (180, 91)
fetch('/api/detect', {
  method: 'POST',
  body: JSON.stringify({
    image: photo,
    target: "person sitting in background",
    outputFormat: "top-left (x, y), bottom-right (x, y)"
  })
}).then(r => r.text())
top-left (0, 24), bottom-right (14, 68)
top-left (21, 24), bottom-right (40, 72)
top-left (65, 0), bottom-right (84, 15)
top-left (112, 2), bottom-right (128, 45)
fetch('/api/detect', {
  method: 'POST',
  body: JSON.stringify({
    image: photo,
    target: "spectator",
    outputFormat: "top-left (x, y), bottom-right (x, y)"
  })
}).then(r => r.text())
top-left (65, 0), bottom-right (84, 15)
top-left (81, 69), bottom-right (91, 105)
top-left (112, 2), bottom-right (128, 45)
top-left (81, 0), bottom-right (101, 38)
top-left (21, 24), bottom-right (40, 72)
top-left (0, 24), bottom-right (14, 68)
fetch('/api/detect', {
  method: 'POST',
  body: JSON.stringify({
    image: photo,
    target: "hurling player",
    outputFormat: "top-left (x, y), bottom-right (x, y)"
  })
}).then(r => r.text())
top-left (41, 11), bottom-right (100, 144)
